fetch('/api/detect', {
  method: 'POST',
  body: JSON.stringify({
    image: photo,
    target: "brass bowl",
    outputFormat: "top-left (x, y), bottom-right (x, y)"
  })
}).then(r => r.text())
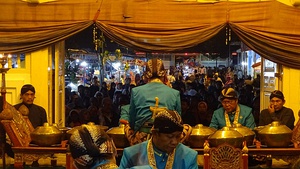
top-left (188, 124), bottom-right (216, 148)
top-left (258, 121), bottom-right (292, 147)
top-left (208, 127), bottom-right (244, 148)
top-left (30, 123), bottom-right (63, 146)
top-left (106, 124), bottom-right (129, 148)
top-left (230, 123), bottom-right (255, 146)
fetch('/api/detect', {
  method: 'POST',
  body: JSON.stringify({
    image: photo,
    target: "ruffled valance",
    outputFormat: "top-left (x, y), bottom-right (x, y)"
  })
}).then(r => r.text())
top-left (0, 0), bottom-right (300, 68)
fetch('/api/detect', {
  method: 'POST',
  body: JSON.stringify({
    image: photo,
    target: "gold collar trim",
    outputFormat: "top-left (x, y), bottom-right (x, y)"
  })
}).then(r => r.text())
top-left (149, 78), bottom-right (163, 83)
top-left (96, 162), bottom-right (118, 169)
top-left (225, 105), bottom-right (240, 127)
top-left (147, 139), bottom-right (175, 169)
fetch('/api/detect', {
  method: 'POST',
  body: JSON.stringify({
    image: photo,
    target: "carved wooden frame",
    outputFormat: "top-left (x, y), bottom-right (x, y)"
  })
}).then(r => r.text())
top-left (203, 142), bottom-right (248, 169)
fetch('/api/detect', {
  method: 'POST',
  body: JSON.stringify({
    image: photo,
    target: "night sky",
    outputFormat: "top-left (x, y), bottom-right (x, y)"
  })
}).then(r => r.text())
top-left (65, 25), bottom-right (128, 53)
top-left (65, 25), bottom-right (241, 57)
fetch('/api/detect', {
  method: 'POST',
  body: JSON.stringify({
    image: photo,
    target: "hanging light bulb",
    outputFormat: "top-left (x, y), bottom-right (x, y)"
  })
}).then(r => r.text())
top-left (225, 26), bottom-right (232, 45)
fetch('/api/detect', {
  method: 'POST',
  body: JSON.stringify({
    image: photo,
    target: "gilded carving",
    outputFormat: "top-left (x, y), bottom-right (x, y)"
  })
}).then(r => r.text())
top-left (18, 104), bottom-right (29, 116)
top-left (0, 102), bottom-right (52, 164)
top-left (210, 144), bottom-right (243, 169)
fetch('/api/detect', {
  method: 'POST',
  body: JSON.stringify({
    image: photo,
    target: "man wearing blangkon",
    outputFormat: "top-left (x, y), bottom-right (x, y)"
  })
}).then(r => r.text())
top-left (209, 87), bottom-right (256, 130)
top-left (9, 84), bottom-right (48, 166)
top-left (119, 109), bottom-right (198, 169)
top-left (14, 84), bottom-right (47, 128)
top-left (122, 58), bottom-right (182, 145)
top-left (259, 90), bottom-right (295, 130)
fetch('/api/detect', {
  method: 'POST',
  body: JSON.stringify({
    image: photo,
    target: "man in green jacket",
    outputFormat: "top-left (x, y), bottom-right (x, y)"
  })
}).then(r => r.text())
top-left (209, 87), bottom-right (256, 130)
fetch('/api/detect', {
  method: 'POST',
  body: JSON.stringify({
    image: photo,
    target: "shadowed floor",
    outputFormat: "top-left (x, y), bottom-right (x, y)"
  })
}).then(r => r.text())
top-left (0, 154), bottom-right (292, 169)
top-left (0, 154), bottom-right (66, 169)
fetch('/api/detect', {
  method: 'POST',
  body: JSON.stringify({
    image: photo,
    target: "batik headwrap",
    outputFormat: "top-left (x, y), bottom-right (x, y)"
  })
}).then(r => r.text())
top-left (21, 84), bottom-right (35, 95)
top-left (219, 87), bottom-right (238, 101)
top-left (144, 58), bottom-right (166, 79)
top-left (270, 90), bottom-right (285, 100)
top-left (69, 124), bottom-right (117, 168)
top-left (153, 110), bottom-right (183, 133)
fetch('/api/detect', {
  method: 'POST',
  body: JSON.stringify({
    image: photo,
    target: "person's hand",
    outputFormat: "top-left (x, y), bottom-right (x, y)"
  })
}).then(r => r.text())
top-left (268, 104), bottom-right (275, 114)
top-left (253, 139), bottom-right (261, 148)
top-left (119, 119), bottom-right (129, 125)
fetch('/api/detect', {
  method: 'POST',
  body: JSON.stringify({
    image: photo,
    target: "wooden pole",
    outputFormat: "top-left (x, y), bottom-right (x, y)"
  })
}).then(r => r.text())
top-left (0, 55), bottom-right (10, 169)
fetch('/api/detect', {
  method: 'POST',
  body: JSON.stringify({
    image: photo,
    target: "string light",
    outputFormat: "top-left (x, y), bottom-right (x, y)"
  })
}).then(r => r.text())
top-left (225, 26), bottom-right (232, 46)
top-left (93, 24), bottom-right (99, 51)
top-left (225, 27), bottom-right (228, 45)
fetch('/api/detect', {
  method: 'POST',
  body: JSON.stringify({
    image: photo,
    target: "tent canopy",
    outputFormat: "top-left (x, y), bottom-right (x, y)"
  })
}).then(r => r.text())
top-left (1, 0), bottom-right (300, 68)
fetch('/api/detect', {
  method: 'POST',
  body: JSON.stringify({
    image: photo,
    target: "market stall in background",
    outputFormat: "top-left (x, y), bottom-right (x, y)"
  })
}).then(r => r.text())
top-left (65, 48), bottom-right (148, 91)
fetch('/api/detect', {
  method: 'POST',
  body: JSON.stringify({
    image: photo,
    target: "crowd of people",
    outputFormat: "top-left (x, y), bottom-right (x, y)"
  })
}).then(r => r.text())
top-left (64, 62), bottom-right (263, 130)
top-left (64, 58), bottom-right (298, 168)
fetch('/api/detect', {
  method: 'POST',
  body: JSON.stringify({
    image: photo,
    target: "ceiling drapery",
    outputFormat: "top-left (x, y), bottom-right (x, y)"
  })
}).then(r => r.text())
top-left (0, 0), bottom-right (300, 68)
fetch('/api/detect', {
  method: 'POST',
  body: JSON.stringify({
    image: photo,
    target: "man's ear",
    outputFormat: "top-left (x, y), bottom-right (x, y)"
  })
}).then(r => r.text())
top-left (151, 129), bottom-right (158, 136)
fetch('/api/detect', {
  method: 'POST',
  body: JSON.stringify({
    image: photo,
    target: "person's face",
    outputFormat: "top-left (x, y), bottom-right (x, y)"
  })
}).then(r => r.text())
top-left (102, 99), bottom-right (112, 109)
top-left (152, 131), bottom-right (182, 154)
top-left (96, 94), bottom-right (103, 101)
top-left (221, 98), bottom-right (238, 113)
top-left (116, 84), bottom-right (122, 90)
top-left (21, 90), bottom-right (35, 104)
top-left (78, 87), bottom-right (84, 94)
top-left (113, 93), bottom-right (120, 104)
top-left (181, 101), bottom-right (189, 113)
top-left (215, 81), bottom-right (223, 89)
top-left (83, 112), bottom-right (90, 121)
top-left (125, 78), bottom-right (131, 85)
top-left (135, 75), bottom-right (141, 82)
top-left (186, 84), bottom-right (192, 90)
top-left (270, 97), bottom-right (285, 111)
top-left (84, 89), bottom-right (90, 96)
top-left (92, 78), bottom-right (98, 85)
top-left (72, 95), bottom-right (79, 103)
top-left (198, 103), bottom-right (207, 113)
